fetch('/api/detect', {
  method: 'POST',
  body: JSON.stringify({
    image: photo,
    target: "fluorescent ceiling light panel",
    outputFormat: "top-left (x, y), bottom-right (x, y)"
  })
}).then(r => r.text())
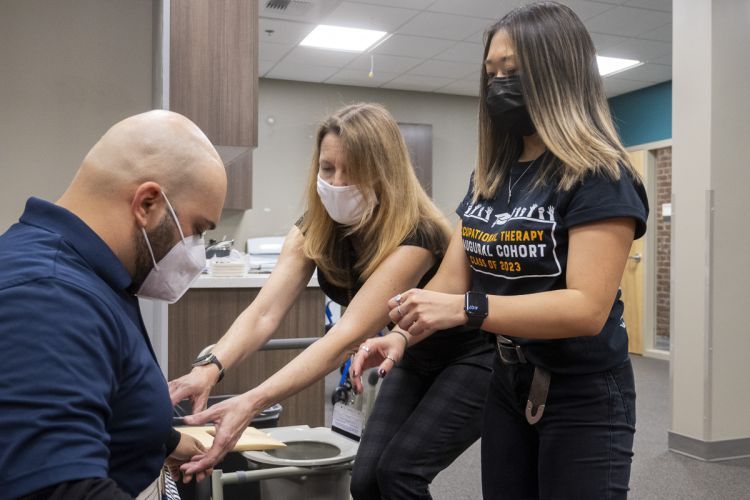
top-left (300, 25), bottom-right (387, 52)
top-left (597, 55), bottom-right (643, 77)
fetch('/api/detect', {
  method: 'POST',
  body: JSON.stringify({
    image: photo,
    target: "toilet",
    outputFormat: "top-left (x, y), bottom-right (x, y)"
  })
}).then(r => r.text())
top-left (242, 426), bottom-right (359, 500)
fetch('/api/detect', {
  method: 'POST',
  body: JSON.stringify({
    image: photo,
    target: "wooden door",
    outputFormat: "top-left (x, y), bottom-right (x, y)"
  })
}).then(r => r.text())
top-left (398, 123), bottom-right (433, 196)
top-left (621, 150), bottom-right (646, 354)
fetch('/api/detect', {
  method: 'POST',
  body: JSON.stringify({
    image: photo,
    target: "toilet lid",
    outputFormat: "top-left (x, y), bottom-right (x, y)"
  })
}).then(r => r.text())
top-left (242, 426), bottom-right (359, 467)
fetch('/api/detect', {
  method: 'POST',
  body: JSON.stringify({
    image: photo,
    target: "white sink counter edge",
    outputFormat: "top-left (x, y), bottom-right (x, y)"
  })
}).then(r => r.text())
top-left (193, 273), bottom-right (319, 288)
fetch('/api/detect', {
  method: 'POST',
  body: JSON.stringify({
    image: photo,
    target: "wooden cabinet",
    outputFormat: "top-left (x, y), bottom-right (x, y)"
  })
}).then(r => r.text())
top-left (169, 0), bottom-right (258, 209)
top-left (168, 287), bottom-right (326, 427)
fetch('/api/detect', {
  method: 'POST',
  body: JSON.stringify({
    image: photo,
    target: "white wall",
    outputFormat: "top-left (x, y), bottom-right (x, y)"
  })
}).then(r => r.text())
top-left (209, 78), bottom-right (479, 247)
top-left (671, 0), bottom-right (750, 447)
top-left (0, 0), bottom-right (153, 231)
top-left (707, 0), bottom-right (750, 441)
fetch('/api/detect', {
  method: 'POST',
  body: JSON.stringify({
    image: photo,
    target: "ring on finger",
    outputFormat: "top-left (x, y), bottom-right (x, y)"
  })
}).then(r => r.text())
top-left (385, 355), bottom-right (396, 363)
top-left (397, 305), bottom-right (402, 317)
top-left (360, 344), bottom-right (370, 353)
top-left (394, 294), bottom-right (402, 304)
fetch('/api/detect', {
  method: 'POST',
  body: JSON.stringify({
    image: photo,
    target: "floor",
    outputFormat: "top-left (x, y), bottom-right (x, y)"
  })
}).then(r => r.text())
top-left (325, 355), bottom-right (750, 499)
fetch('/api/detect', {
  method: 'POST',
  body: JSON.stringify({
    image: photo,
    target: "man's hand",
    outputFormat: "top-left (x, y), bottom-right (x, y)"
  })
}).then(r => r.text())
top-left (166, 432), bottom-right (212, 484)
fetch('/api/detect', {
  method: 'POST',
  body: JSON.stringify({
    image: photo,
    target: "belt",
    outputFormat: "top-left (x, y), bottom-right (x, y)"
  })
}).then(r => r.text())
top-left (496, 336), bottom-right (551, 425)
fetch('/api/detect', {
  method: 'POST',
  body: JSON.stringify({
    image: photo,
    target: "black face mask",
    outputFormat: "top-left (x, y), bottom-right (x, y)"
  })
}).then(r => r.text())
top-left (485, 75), bottom-right (535, 137)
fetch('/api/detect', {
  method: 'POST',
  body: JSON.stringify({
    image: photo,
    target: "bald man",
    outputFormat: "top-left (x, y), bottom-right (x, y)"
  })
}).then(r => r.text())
top-left (0, 111), bottom-right (227, 499)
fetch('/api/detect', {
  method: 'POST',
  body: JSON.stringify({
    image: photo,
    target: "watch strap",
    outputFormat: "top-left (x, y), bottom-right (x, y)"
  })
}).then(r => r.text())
top-left (192, 353), bottom-right (225, 383)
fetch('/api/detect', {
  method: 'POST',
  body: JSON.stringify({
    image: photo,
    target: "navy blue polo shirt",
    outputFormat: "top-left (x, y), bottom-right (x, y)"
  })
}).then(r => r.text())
top-left (0, 198), bottom-right (173, 498)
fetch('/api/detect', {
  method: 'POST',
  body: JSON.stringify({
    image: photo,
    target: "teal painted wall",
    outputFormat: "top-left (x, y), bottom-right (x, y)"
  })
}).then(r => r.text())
top-left (608, 81), bottom-right (672, 147)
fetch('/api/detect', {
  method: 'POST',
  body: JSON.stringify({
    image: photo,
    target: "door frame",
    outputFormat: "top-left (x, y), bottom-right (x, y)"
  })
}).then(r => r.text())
top-left (627, 139), bottom-right (672, 361)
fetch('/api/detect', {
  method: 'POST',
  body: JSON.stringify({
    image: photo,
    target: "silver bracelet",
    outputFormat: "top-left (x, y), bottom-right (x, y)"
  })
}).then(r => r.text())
top-left (392, 330), bottom-right (409, 348)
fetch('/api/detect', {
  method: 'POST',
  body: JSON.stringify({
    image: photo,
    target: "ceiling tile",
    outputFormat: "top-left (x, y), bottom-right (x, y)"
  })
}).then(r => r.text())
top-left (464, 29), bottom-right (489, 44)
top-left (346, 53), bottom-right (422, 73)
top-left (651, 52), bottom-right (672, 65)
top-left (585, 6), bottom-right (671, 37)
top-left (435, 79), bottom-right (480, 97)
top-left (259, 41), bottom-right (294, 62)
top-left (259, 59), bottom-right (276, 77)
top-left (639, 22), bottom-right (672, 43)
top-left (434, 41), bottom-right (484, 63)
top-left (613, 62), bottom-right (671, 82)
top-left (554, 0), bottom-right (617, 21)
top-left (325, 68), bottom-right (399, 86)
top-left (280, 46), bottom-right (359, 68)
top-left (398, 12), bottom-right (492, 41)
top-left (322, 2), bottom-right (419, 32)
top-left (382, 74), bottom-right (457, 92)
top-left (427, 0), bottom-right (515, 20)
top-left (408, 59), bottom-right (479, 79)
top-left (346, 0), bottom-right (434, 9)
top-left (590, 32), bottom-right (632, 51)
top-left (266, 62), bottom-right (340, 83)
top-left (624, 0), bottom-right (672, 12)
top-left (259, 18), bottom-right (315, 45)
top-left (603, 77), bottom-right (650, 97)
top-left (601, 38), bottom-right (672, 62)
top-left (373, 34), bottom-right (455, 58)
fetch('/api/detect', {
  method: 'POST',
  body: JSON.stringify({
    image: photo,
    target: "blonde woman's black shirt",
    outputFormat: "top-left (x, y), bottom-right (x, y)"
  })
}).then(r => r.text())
top-left (457, 162), bottom-right (648, 374)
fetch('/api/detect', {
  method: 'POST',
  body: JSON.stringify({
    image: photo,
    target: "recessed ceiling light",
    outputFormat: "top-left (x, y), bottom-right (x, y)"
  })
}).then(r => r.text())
top-left (300, 25), bottom-right (387, 52)
top-left (597, 55), bottom-right (643, 77)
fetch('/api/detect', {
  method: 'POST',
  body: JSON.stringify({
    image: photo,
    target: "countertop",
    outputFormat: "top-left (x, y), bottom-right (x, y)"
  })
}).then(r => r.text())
top-left (192, 273), bottom-right (319, 288)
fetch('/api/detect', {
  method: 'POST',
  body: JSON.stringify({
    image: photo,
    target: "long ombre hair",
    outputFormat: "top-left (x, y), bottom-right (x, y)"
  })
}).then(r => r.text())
top-left (474, 1), bottom-right (640, 201)
top-left (300, 103), bottom-right (449, 288)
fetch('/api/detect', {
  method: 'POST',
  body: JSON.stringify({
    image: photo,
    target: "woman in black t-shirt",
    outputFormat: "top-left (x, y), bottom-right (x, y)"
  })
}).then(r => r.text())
top-left (170, 102), bottom-right (494, 498)
top-left (352, 4), bottom-right (648, 499)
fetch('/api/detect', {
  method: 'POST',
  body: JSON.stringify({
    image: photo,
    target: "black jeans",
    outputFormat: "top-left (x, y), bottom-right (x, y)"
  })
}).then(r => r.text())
top-left (350, 333), bottom-right (494, 500)
top-left (482, 355), bottom-right (636, 500)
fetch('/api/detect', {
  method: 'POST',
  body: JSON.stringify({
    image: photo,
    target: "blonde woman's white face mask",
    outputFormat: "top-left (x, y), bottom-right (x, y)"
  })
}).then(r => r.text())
top-left (316, 175), bottom-right (374, 226)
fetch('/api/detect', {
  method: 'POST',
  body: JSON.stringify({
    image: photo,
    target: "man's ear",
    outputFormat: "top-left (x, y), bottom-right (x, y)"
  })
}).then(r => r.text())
top-left (132, 182), bottom-right (164, 229)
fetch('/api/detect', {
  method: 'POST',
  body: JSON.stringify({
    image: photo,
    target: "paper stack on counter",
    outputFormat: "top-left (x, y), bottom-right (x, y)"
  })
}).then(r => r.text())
top-left (208, 251), bottom-right (248, 277)
top-left (176, 426), bottom-right (286, 452)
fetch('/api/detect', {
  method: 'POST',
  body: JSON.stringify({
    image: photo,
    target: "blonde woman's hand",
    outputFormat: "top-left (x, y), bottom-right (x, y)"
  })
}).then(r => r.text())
top-left (349, 333), bottom-right (406, 393)
top-left (180, 392), bottom-right (259, 476)
top-left (168, 365), bottom-right (217, 415)
top-left (388, 289), bottom-right (466, 336)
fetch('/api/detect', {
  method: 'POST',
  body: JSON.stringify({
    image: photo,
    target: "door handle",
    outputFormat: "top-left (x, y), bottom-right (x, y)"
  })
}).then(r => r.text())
top-left (627, 253), bottom-right (642, 263)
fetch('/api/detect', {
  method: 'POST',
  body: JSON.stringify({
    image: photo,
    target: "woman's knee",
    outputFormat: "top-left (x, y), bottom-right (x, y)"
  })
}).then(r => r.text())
top-left (350, 461), bottom-right (380, 500)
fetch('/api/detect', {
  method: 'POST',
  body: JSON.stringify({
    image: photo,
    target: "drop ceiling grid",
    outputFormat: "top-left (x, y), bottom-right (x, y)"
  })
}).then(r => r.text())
top-left (259, 0), bottom-right (672, 97)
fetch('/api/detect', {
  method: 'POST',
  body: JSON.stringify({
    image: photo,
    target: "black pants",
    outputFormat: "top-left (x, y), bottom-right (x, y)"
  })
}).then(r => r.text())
top-left (481, 355), bottom-right (636, 500)
top-left (350, 333), bottom-right (494, 500)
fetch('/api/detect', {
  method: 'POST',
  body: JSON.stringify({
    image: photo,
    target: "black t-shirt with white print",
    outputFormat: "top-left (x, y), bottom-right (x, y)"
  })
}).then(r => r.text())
top-left (456, 160), bottom-right (649, 374)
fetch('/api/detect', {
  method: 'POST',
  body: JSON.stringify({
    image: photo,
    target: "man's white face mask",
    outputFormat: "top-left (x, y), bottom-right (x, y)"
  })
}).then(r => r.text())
top-left (316, 175), bottom-right (376, 226)
top-left (136, 192), bottom-right (206, 303)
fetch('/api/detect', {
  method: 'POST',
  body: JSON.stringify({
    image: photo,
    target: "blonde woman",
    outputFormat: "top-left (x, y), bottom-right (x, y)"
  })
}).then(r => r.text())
top-left (170, 103), bottom-right (494, 497)
top-left (351, 3), bottom-right (649, 499)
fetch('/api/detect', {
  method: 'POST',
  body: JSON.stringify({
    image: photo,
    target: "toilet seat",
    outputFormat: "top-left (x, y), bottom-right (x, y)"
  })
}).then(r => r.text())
top-left (243, 426), bottom-right (359, 467)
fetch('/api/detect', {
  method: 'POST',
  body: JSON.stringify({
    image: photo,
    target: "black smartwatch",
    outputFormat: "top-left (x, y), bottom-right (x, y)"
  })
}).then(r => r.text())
top-left (464, 291), bottom-right (488, 329)
top-left (192, 352), bottom-right (225, 383)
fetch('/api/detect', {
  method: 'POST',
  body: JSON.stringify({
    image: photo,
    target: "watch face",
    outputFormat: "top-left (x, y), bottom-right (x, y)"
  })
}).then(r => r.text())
top-left (465, 292), bottom-right (488, 317)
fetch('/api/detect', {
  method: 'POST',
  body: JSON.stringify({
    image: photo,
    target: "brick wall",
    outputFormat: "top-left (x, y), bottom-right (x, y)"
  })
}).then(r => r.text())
top-left (654, 147), bottom-right (672, 341)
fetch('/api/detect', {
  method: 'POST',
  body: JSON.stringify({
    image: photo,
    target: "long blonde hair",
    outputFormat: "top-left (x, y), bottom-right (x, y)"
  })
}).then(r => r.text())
top-left (474, 1), bottom-right (640, 201)
top-left (300, 103), bottom-right (449, 288)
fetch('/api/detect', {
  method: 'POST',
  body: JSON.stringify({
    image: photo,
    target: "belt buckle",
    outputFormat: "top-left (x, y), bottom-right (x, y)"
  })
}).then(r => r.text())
top-left (496, 338), bottom-right (526, 364)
